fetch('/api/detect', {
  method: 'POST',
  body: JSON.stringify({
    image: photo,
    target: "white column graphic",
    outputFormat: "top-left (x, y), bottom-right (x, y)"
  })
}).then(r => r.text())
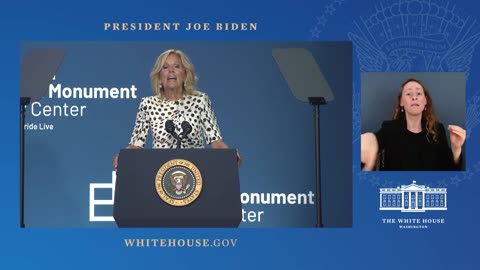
top-left (89, 171), bottom-right (116, 222)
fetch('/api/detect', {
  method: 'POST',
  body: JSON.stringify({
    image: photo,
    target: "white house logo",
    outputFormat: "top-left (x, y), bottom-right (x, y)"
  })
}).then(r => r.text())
top-left (379, 180), bottom-right (447, 212)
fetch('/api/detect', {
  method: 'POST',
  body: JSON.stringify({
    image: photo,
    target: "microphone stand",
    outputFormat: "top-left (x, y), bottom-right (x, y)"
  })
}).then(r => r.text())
top-left (176, 131), bottom-right (192, 148)
top-left (166, 121), bottom-right (192, 149)
top-left (309, 97), bottom-right (326, 228)
top-left (176, 135), bottom-right (183, 148)
top-left (20, 97), bottom-right (31, 228)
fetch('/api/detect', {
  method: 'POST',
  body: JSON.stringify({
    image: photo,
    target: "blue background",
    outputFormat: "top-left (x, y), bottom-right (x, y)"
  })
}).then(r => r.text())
top-left (2, 0), bottom-right (480, 269)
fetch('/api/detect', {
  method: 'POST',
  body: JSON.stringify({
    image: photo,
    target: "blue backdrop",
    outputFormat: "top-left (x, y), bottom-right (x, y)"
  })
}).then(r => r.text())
top-left (2, 0), bottom-right (480, 269)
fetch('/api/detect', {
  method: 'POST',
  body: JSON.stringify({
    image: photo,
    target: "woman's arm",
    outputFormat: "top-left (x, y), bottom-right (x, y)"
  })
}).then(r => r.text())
top-left (112, 144), bottom-right (142, 171)
top-left (211, 139), bottom-right (242, 167)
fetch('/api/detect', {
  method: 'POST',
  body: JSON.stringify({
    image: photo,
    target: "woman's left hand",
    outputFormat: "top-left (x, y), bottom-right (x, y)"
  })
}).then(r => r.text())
top-left (236, 150), bottom-right (242, 167)
top-left (211, 139), bottom-right (242, 167)
top-left (448, 125), bottom-right (466, 162)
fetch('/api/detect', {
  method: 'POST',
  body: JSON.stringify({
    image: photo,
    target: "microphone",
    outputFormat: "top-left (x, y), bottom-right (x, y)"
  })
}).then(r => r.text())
top-left (165, 120), bottom-right (192, 148)
top-left (165, 120), bottom-right (175, 134)
top-left (180, 121), bottom-right (192, 138)
top-left (165, 120), bottom-right (181, 142)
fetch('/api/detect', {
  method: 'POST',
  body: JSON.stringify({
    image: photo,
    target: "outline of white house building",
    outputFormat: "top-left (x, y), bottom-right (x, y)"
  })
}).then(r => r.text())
top-left (379, 180), bottom-right (447, 212)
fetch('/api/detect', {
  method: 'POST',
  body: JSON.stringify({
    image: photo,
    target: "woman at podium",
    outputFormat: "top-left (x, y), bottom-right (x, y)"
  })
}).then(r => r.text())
top-left (361, 78), bottom-right (465, 171)
top-left (113, 49), bottom-right (241, 169)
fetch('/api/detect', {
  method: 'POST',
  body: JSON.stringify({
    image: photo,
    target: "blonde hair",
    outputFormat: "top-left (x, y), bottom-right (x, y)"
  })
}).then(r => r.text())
top-left (150, 49), bottom-right (199, 99)
top-left (392, 78), bottom-right (439, 143)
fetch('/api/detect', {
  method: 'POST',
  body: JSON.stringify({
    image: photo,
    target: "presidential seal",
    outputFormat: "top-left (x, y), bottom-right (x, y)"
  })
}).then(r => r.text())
top-left (155, 159), bottom-right (202, 206)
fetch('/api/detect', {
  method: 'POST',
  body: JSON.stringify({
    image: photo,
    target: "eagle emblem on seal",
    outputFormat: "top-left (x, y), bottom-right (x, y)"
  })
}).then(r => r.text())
top-left (169, 170), bottom-right (190, 195)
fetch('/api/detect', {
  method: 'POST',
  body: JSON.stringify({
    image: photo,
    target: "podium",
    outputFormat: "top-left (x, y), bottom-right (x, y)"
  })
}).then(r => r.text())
top-left (113, 148), bottom-right (241, 228)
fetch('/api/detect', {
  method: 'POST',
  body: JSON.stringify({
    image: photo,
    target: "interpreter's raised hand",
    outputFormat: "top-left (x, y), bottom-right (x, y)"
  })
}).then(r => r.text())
top-left (361, 133), bottom-right (379, 171)
top-left (448, 125), bottom-right (466, 163)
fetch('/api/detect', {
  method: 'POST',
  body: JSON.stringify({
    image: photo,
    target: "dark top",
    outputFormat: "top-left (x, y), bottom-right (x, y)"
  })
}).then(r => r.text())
top-left (374, 119), bottom-right (462, 171)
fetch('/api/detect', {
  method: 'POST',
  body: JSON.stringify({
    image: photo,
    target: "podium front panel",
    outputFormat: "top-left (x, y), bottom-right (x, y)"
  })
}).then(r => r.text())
top-left (113, 148), bottom-right (241, 228)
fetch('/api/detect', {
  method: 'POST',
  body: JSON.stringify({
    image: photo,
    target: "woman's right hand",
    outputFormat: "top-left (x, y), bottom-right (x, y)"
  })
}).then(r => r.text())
top-left (113, 145), bottom-right (141, 171)
top-left (361, 133), bottom-right (379, 171)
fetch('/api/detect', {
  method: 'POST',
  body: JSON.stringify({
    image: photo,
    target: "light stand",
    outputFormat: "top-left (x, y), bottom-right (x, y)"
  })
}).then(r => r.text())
top-left (20, 48), bottom-right (64, 228)
top-left (272, 47), bottom-right (334, 228)
top-left (20, 97), bottom-right (31, 228)
top-left (309, 97), bottom-right (326, 228)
